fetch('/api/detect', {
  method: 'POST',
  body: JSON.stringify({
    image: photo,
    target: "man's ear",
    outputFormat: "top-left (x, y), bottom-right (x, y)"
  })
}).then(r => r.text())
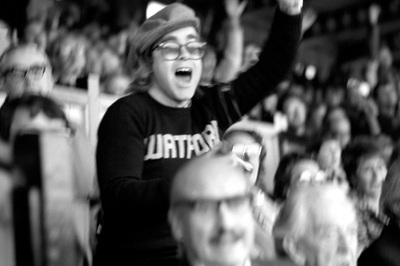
top-left (283, 235), bottom-right (306, 266)
top-left (168, 209), bottom-right (183, 242)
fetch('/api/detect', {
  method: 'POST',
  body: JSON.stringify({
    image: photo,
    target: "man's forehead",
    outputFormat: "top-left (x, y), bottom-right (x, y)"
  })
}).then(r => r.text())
top-left (173, 157), bottom-right (249, 200)
top-left (159, 26), bottom-right (199, 43)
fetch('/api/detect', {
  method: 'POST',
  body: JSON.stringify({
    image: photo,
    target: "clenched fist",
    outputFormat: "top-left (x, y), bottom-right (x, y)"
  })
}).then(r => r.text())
top-left (277, 0), bottom-right (303, 15)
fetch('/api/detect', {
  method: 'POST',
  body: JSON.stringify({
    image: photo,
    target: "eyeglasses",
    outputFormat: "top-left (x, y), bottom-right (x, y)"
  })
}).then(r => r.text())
top-left (172, 194), bottom-right (252, 214)
top-left (1, 64), bottom-right (47, 80)
top-left (153, 41), bottom-right (207, 61)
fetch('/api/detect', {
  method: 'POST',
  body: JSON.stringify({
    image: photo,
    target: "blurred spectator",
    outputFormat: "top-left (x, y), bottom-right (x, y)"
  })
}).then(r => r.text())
top-left (0, 44), bottom-right (54, 146)
top-left (273, 184), bottom-right (358, 266)
top-left (373, 71), bottom-right (400, 141)
top-left (342, 136), bottom-right (390, 254)
top-left (23, 19), bottom-right (48, 50)
top-left (223, 128), bottom-right (280, 260)
top-left (6, 94), bottom-right (97, 266)
top-left (272, 152), bottom-right (317, 203)
top-left (0, 164), bottom-right (13, 266)
top-left (277, 92), bottom-right (310, 155)
top-left (240, 43), bottom-right (261, 73)
top-left (320, 106), bottom-right (352, 149)
top-left (316, 138), bottom-right (348, 191)
top-left (0, 20), bottom-right (12, 57)
top-left (48, 32), bottom-right (88, 88)
top-left (358, 158), bottom-right (400, 265)
top-left (200, 0), bottom-right (247, 86)
top-left (0, 43), bottom-right (53, 100)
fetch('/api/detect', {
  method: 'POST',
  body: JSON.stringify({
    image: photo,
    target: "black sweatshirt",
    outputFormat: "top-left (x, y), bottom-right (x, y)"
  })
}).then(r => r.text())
top-left (95, 8), bottom-right (301, 265)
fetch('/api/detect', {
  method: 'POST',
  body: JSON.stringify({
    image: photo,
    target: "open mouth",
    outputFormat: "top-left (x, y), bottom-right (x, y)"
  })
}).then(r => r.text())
top-left (175, 67), bottom-right (192, 83)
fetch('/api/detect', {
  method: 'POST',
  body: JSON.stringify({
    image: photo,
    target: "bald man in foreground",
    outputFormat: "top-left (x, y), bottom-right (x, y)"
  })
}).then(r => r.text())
top-left (168, 148), bottom-right (261, 266)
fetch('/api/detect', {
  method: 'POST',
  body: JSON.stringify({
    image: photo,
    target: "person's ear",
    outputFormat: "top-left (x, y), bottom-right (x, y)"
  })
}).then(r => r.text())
top-left (168, 209), bottom-right (183, 242)
top-left (283, 235), bottom-right (306, 266)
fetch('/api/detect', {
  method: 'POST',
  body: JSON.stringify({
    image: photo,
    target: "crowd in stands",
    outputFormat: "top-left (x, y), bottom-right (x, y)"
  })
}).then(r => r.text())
top-left (1, 0), bottom-right (400, 266)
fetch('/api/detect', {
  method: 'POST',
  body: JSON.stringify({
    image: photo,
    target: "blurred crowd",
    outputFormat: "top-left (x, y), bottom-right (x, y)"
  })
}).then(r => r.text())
top-left (1, 0), bottom-right (400, 266)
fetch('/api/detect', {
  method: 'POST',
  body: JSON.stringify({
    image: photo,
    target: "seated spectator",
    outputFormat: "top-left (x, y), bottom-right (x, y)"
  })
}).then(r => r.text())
top-left (320, 106), bottom-right (351, 149)
top-left (7, 94), bottom-right (97, 266)
top-left (373, 71), bottom-right (400, 141)
top-left (343, 78), bottom-right (381, 137)
top-left (358, 158), bottom-right (400, 265)
top-left (342, 136), bottom-right (390, 254)
top-left (0, 163), bottom-right (13, 266)
top-left (23, 19), bottom-right (48, 50)
top-left (273, 184), bottom-right (358, 266)
top-left (223, 128), bottom-right (280, 260)
top-left (315, 138), bottom-right (348, 191)
top-left (8, 94), bottom-right (69, 140)
top-left (277, 92), bottom-right (309, 155)
top-left (168, 147), bottom-right (258, 266)
top-left (273, 152), bottom-right (307, 202)
top-left (0, 44), bottom-right (54, 157)
top-left (0, 43), bottom-right (53, 100)
top-left (0, 19), bottom-right (12, 56)
top-left (48, 32), bottom-right (88, 88)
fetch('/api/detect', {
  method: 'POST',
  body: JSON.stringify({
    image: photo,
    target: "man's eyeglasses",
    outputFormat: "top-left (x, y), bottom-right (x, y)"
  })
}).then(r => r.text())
top-left (153, 41), bottom-right (207, 61)
top-left (172, 194), bottom-right (252, 214)
top-left (1, 64), bottom-right (47, 80)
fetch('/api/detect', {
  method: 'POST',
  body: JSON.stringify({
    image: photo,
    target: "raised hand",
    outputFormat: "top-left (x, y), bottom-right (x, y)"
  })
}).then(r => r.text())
top-left (276, 0), bottom-right (303, 15)
top-left (302, 8), bottom-right (318, 33)
top-left (224, 0), bottom-right (248, 20)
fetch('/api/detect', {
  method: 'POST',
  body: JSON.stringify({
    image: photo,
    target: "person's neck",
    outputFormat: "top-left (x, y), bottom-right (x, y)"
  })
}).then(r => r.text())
top-left (148, 87), bottom-right (191, 108)
top-left (358, 193), bottom-right (381, 213)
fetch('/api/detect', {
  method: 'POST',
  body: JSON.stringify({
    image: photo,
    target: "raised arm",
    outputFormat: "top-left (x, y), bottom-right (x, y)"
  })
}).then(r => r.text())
top-left (214, 0), bottom-right (247, 83)
top-left (232, 0), bottom-right (303, 115)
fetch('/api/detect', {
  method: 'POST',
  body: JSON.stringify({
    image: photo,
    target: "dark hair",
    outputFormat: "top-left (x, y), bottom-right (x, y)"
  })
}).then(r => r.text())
top-left (341, 136), bottom-right (384, 189)
top-left (273, 152), bottom-right (310, 202)
top-left (2, 95), bottom-right (68, 141)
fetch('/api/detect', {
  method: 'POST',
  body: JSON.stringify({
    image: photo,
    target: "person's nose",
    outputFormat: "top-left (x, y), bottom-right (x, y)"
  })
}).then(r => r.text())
top-left (24, 73), bottom-right (36, 85)
top-left (177, 46), bottom-right (191, 61)
top-left (337, 233), bottom-right (350, 254)
top-left (216, 202), bottom-right (236, 230)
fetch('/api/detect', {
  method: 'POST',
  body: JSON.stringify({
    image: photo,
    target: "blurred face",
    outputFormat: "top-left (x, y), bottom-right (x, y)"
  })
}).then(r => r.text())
top-left (376, 83), bottom-right (398, 111)
top-left (170, 161), bottom-right (255, 266)
top-left (356, 155), bottom-right (387, 199)
top-left (329, 117), bottom-right (351, 149)
top-left (325, 86), bottom-right (344, 108)
top-left (298, 198), bottom-right (358, 266)
top-left (24, 22), bottom-right (47, 50)
top-left (283, 97), bottom-right (307, 131)
top-left (149, 26), bottom-right (203, 107)
top-left (1, 47), bottom-right (53, 99)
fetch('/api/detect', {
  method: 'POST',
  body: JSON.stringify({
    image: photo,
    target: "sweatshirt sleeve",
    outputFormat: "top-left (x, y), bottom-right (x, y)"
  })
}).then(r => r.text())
top-left (96, 101), bottom-right (169, 222)
top-left (232, 8), bottom-right (302, 115)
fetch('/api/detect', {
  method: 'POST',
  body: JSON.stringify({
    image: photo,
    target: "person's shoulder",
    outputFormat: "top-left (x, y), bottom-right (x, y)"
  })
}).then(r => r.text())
top-left (109, 92), bottom-right (151, 110)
